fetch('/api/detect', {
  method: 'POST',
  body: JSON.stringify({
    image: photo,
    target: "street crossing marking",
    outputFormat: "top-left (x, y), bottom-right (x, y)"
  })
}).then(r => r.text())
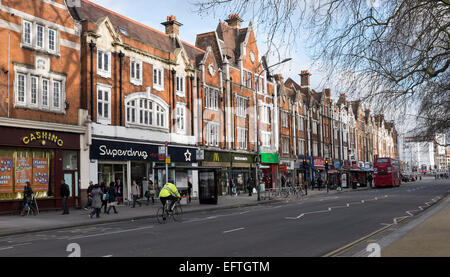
top-left (66, 226), bottom-right (154, 240)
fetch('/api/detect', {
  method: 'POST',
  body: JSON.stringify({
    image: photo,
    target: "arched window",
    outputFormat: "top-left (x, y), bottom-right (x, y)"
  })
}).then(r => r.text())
top-left (125, 92), bottom-right (168, 129)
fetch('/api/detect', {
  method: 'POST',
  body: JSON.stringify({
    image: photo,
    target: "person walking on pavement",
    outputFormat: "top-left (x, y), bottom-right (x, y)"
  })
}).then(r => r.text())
top-left (115, 178), bottom-right (123, 205)
top-left (106, 182), bottom-right (118, 214)
top-left (367, 174), bottom-right (373, 188)
top-left (83, 181), bottom-right (94, 210)
top-left (100, 182), bottom-right (108, 213)
top-left (187, 181), bottom-right (192, 203)
top-left (60, 179), bottom-right (70, 215)
top-left (317, 176), bottom-right (323, 191)
top-left (247, 178), bottom-right (253, 196)
top-left (131, 180), bottom-right (142, 208)
top-left (89, 184), bottom-right (103, 219)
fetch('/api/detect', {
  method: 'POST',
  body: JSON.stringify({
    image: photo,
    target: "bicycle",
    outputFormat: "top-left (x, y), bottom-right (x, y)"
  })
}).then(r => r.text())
top-left (21, 194), bottom-right (39, 216)
top-left (156, 198), bottom-right (183, 224)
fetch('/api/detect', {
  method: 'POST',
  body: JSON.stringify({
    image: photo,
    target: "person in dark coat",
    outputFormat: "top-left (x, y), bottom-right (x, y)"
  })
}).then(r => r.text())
top-left (21, 182), bottom-right (37, 216)
top-left (89, 184), bottom-right (103, 219)
top-left (60, 179), bottom-right (70, 215)
top-left (247, 178), bottom-right (253, 196)
top-left (187, 181), bottom-right (192, 203)
top-left (106, 182), bottom-right (118, 214)
top-left (83, 181), bottom-right (94, 210)
top-left (100, 182), bottom-right (108, 213)
top-left (367, 174), bottom-right (373, 188)
top-left (317, 176), bottom-right (323, 191)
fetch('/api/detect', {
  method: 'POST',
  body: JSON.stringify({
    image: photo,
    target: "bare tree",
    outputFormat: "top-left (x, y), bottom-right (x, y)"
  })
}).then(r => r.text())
top-left (193, 0), bottom-right (450, 145)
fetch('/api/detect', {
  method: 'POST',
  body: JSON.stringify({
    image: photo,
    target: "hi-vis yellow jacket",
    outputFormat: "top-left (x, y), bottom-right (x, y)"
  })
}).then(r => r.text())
top-left (159, 183), bottom-right (181, 198)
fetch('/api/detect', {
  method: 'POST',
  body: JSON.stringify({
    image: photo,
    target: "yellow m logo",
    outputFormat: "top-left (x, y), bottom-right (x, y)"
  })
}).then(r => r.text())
top-left (213, 153), bottom-right (220, 162)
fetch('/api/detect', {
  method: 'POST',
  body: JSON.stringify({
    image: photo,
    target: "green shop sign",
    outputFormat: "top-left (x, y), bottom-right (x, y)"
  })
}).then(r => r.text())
top-left (260, 153), bottom-right (279, 164)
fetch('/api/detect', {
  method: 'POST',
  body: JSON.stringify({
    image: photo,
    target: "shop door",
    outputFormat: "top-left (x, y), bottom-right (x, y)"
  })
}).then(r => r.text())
top-left (64, 171), bottom-right (78, 206)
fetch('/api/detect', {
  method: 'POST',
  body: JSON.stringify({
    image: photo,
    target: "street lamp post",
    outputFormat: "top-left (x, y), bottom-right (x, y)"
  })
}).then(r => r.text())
top-left (255, 57), bottom-right (292, 201)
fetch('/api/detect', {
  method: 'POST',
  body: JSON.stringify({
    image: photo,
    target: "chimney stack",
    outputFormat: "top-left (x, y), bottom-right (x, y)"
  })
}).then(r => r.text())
top-left (161, 15), bottom-right (183, 37)
top-left (300, 70), bottom-right (311, 88)
top-left (225, 14), bottom-right (243, 29)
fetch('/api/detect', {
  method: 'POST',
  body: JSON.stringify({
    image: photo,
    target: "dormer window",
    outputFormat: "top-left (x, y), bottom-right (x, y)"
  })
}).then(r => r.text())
top-left (118, 27), bottom-right (128, 36)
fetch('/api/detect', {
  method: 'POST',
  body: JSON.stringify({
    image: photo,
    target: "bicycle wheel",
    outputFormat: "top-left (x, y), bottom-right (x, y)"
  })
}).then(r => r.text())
top-left (172, 204), bottom-right (183, 222)
top-left (281, 189), bottom-right (289, 198)
top-left (156, 207), bottom-right (167, 224)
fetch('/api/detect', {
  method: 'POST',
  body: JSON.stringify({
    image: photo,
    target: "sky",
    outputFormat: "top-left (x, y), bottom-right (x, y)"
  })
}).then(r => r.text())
top-left (88, 0), bottom-right (325, 91)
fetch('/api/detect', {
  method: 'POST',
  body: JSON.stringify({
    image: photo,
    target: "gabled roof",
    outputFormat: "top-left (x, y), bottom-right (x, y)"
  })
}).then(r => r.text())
top-left (74, 0), bottom-right (204, 64)
top-left (215, 21), bottom-right (249, 66)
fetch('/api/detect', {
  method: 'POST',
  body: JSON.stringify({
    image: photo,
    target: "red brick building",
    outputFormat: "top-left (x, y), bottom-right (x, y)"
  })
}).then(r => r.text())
top-left (0, 0), bottom-right (85, 213)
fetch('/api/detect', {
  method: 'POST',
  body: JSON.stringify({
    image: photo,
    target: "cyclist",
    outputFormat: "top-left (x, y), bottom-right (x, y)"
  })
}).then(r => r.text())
top-left (158, 180), bottom-right (181, 219)
top-left (21, 182), bottom-right (36, 216)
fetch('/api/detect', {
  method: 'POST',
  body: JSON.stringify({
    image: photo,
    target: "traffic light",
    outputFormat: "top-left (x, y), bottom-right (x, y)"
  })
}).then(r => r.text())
top-left (325, 160), bottom-right (329, 171)
top-left (303, 158), bottom-right (307, 168)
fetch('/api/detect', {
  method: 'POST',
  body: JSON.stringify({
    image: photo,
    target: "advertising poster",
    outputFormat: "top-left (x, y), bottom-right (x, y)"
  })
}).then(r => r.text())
top-left (15, 157), bottom-right (32, 192)
top-left (0, 158), bottom-right (13, 193)
top-left (32, 158), bottom-right (49, 192)
top-left (341, 174), bottom-right (348, 188)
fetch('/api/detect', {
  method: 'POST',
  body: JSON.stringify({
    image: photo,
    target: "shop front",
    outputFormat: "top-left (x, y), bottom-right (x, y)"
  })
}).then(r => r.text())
top-left (312, 157), bottom-right (326, 186)
top-left (260, 153), bottom-right (279, 190)
top-left (0, 126), bottom-right (81, 213)
top-left (89, 139), bottom-right (197, 203)
top-left (200, 150), bottom-right (256, 195)
top-left (279, 159), bottom-right (295, 187)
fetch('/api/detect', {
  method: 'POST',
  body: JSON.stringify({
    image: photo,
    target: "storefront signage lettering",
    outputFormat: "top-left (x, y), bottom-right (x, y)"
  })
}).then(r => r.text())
top-left (234, 156), bottom-right (248, 161)
top-left (22, 131), bottom-right (64, 147)
top-left (99, 145), bottom-right (149, 160)
top-left (90, 139), bottom-right (197, 162)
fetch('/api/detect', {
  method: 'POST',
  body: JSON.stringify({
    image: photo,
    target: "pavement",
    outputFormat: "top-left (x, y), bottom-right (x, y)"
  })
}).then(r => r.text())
top-left (382, 193), bottom-right (450, 257)
top-left (0, 186), bottom-right (365, 237)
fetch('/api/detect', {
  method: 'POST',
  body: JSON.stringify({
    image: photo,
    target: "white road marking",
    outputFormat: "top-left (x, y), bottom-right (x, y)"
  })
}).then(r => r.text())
top-left (0, 247), bottom-right (13, 251)
top-left (66, 226), bottom-right (154, 240)
top-left (223, 228), bottom-right (245, 234)
top-left (103, 255), bottom-right (113, 257)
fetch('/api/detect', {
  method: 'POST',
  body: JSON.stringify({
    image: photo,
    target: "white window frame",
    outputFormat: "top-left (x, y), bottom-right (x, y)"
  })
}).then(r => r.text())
top-left (125, 93), bottom-right (168, 129)
top-left (176, 75), bottom-right (185, 97)
top-left (282, 136), bottom-right (290, 154)
top-left (30, 76), bottom-right (39, 106)
top-left (97, 84), bottom-right (112, 125)
top-left (36, 24), bottom-right (45, 49)
top-left (205, 86), bottom-right (219, 110)
top-left (260, 104), bottom-right (271, 124)
top-left (97, 49), bottom-right (111, 78)
top-left (237, 127), bottom-right (248, 150)
top-left (176, 103), bottom-right (186, 134)
top-left (261, 131), bottom-right (271, 148)
top-left (153, 67), bottom-right (164, 91)
top-left (236, 95), bottom-right (247, 118)
top-left (16, 73), bottom-right (26, 105)
top-left (313, 142), bottom-right (319, 157)
top-left (298, 115), bottom-right (304, 131)
top-left (312, 120), bottom-right (318, 134)
top-left (299, 139), bottom-right (305, 155)
top-left (42, 78), bottom-right (49, 108)
top-left (206, 122), bottom-right (219, 147)
top-left (23, 20), bottom-right (32, 46)
top-left (281, 111), bottom-right (289, 128)
top-left (130, 59), bottom-right (143, 86)
top-left (48, 28), bottom-right (57, 53)
top-left (52, 80), bottom-right (62, 110)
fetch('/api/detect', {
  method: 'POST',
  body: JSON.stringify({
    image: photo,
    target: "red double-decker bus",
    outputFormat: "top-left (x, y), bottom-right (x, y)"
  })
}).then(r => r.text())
top-left (374, 157), bottom-right (401, 187)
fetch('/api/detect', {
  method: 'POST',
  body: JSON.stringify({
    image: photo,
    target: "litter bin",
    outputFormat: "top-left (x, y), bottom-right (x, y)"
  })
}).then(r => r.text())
top-left (199, 171), bottom-right (218, 204)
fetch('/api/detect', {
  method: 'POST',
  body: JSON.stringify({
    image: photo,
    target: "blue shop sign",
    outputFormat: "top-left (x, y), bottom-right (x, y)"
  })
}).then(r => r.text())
top-left (90, 139), bottom-right (197, 162)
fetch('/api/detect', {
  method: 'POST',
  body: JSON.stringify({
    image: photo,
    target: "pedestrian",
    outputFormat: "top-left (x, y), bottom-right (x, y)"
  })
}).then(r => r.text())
top-left (247, 178), bottom-right (253, 196)
top-left (60, 179), bottom-right (70, 215)
top-left (187, 181), bottom-right (192, 203)
top-left (83, 181), bottom-right (94, 210)
top-left (89, 184), bottom-right (103, 219)
top-left (21, 182), bottom-right (37, 216)
top-left (100, 182), bottom-right (108, 213)
top-left (131, 180), bottom-right (142, 208)
top-left (115, 178), bottom-right (123, 205)
top-left (144, 180), bottom-right (155, 205)
top-left (317, 176), bottom-right (323, 191)
top-left (352, 176), bottom-right (358, 189)
top-left (231, 179), bottom-right (237, 196)
top-left (106, 182), bottom-right (118, 214)
top-left (367, 174), bottom-right (373, 188)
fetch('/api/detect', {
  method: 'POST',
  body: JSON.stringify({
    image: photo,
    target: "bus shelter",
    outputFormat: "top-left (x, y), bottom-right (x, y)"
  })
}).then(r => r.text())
top-left (154, 165), bottom-right (222, 205)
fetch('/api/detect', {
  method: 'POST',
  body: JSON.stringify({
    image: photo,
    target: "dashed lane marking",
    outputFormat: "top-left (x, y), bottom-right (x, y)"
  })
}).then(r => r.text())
top-left (223, 228), bottom-right (245, 234)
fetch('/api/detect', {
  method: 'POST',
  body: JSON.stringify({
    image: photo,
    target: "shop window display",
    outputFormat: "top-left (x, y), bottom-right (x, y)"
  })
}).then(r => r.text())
top-left (0, 148), bottom-right (54, 200)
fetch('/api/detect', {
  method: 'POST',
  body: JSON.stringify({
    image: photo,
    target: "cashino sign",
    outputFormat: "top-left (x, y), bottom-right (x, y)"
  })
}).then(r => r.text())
top-left (22, 131), bottom-right (64, 147)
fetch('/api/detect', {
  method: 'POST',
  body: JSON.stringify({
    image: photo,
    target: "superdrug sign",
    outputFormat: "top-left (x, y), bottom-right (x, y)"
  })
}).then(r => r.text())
top-left (90, 139), bottom-right (197, 163)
